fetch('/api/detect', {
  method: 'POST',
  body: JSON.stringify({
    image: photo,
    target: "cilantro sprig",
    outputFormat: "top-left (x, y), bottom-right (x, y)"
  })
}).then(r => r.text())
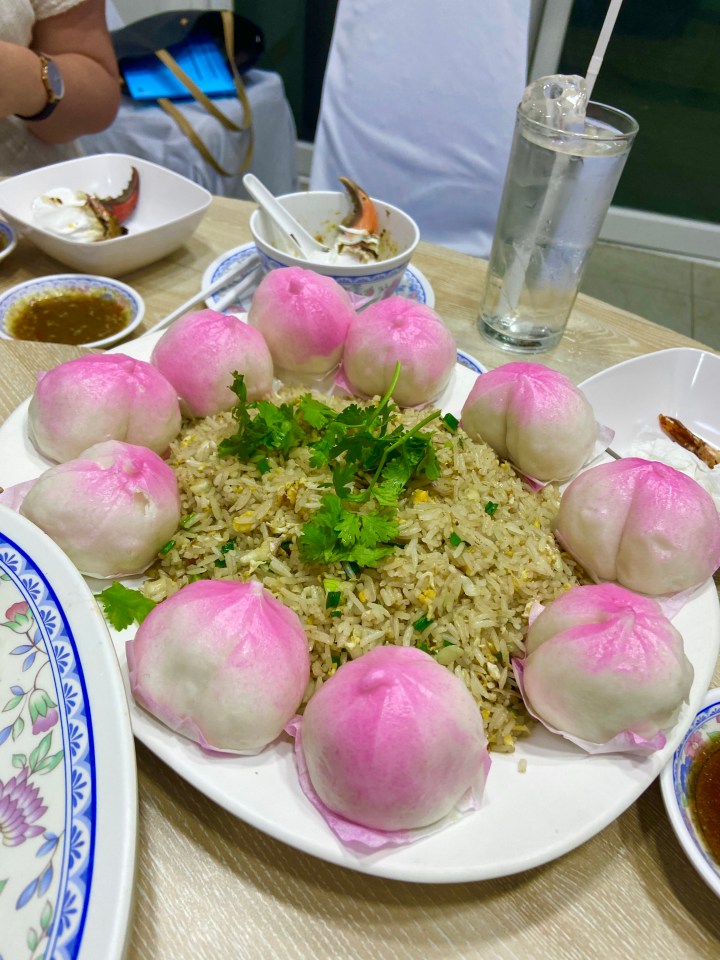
top-left (97, 582), bottom-right (158, 631)
top-left (219, 366), bottom-right (444, 568)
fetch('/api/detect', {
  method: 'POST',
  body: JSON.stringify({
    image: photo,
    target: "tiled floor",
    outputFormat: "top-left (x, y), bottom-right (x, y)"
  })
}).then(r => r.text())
top-left (580, 242), bottom-right (720, 350)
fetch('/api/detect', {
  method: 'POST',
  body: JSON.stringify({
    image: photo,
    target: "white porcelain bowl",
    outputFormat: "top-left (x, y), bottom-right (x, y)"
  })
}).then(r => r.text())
top-left (0, 220), bottom-right (17, 264)
top-left (660, 686), bottom-right (720, 898)
top-left (0, 273), bottom-right (144, 348)
top-left (249, 189), bottom-right (420, 302)
top-left (0, 154), bottom-right (211, 277)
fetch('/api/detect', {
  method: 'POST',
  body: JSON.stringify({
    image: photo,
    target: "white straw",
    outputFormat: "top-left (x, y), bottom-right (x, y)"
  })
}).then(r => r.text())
top-left (585, 0), bottom-right (625, 101)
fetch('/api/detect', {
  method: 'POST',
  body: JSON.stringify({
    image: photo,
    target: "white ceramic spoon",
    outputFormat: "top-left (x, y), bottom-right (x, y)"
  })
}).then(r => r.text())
top-left (242, 173), bottom-right (329, 258)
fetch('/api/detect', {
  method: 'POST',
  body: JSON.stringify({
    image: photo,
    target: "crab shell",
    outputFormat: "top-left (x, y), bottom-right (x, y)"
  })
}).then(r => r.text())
top-left (86, 166), bottom-right (141, 239)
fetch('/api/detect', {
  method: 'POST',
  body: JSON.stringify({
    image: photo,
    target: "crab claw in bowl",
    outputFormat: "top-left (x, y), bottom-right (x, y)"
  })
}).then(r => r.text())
top-left (339, 176), bottom-right (379, 234)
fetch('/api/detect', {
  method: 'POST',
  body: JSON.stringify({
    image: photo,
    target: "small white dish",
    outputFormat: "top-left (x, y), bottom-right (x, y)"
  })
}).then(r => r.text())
top-left (579, 348), bottom-right (720, 454)
top-left (0, 220), bottom-right (17, 263)
top-left (661, 687), bottom-right (720, 899)
top-left (0, 154), bottom-right (211, 277)
top-left (202, 241), bottom-right (436, 313)
top-left (0, 505), bottom-right (136, 959)
top-left (0, 273), bottom-right (144, 348)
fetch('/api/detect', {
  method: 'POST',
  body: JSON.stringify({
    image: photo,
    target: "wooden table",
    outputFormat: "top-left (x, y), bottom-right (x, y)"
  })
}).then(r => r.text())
top-left (2, 197), bottom-right (719, 960)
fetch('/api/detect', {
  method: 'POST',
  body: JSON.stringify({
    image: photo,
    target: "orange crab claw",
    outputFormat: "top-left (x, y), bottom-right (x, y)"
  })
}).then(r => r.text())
top-left (97, 166), bottom-right (140, 226)
top-left (339, 176), bottom-right (378, 234)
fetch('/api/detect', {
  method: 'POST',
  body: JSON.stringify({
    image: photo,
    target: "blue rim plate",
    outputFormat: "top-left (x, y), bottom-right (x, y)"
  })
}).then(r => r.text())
top-left (201, 241), bottom-right (436, 312)
top-left (0, 506), bottom-right (136, 959)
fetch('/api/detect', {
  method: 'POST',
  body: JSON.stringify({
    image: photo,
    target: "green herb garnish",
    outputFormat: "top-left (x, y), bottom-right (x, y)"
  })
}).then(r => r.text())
top-left (97, 582), bottom-right (158, 631)
top-left (221, 367), bottom-right (442, 568)
top-left (485, 501), bottom-right (499, 515)
top-left (158, 539), bottom-right (175, 556)
top-left (413, 615), bottom-right (433, 632)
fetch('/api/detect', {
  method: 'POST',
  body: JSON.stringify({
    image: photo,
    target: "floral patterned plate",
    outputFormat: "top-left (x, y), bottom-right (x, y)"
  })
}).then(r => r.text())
top-left (0, 506), bottom-right (136, 959)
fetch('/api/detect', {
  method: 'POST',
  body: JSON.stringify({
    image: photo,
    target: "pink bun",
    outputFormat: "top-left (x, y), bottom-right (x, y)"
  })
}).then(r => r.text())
top-left (248, 266), bottom-right (355, 376)
top-left (20, 440), bottom-right (180, 578)
top-left (342, 297), bottom-right (456, 405)
top-left (555, 457), bottom-right (720, 596)
top-left (151, 309), bottom-right (273, 417)
top-left (28, 353), bottom-right (181, 462)
top-left (301, 645), bottom-right (489, 830)
top-left (521, 583), bottom-right (693, 743)
top-left (461, 362), bottom-right (597, 481)
top-left (127, 579), bottom-right (310, 753)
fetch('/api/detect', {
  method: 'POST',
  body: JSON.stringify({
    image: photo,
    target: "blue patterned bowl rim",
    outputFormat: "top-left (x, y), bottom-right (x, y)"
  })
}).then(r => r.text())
top-left (661, 687), bottom-right (720, 898)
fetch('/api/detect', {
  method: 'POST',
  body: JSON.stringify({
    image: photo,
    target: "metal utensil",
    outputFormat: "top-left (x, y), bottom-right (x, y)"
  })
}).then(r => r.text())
top-left (141, 255), bottom-right (261, 337)
top-left (243, 173), bottom-right (330, 258)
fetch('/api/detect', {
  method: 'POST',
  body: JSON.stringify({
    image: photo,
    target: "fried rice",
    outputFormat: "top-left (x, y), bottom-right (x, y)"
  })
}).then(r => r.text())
top-left (141, 390), bottom-right (588, 752)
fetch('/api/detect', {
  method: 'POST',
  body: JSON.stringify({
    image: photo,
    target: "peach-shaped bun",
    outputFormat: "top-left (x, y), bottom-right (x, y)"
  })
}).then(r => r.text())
top-left (28, 353), bottom-right (181, 462)
top-left (301, 645), bottom-right (489, 831)
top-left (555, 457), bottom-right (720, 596)
top-left (520, 583), bottom-right (694, 745)
top-left (342, 298), bottom-right (456, 406)
top-left (20, 440), bottom-right (180, 578)
top-left (151, 309), bottom-right (273, 417)
top-left (460, 362), bottom-right (597, 482)
top-left (127, 579), bottom-right (310, 754)
top-left (247, 266), bottom-right (355, 376)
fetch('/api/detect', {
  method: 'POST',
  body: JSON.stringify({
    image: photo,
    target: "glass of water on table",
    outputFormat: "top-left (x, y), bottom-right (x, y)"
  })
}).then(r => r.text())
top-left (479, 74), bottom-right (638, 353)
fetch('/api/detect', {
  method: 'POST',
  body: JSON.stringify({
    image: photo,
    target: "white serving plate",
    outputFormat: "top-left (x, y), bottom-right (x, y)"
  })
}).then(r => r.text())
top-left (0, 345), bottom-right (717, 883)
top-left (0, 507), bottom-right (137, 958)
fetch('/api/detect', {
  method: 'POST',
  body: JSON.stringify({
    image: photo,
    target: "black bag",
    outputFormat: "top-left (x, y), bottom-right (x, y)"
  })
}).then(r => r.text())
top-left (111, 10), bottom-right (264, 176)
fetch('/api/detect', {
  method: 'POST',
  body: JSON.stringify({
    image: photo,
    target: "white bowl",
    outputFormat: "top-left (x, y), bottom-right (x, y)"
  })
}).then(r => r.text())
top-left (0, 273), bottom-right (144, 348)
top-left (0, 220), bottom-right (17, 263)
top-left (249, 189), bottom-right (420, 302)
top-left (660, 686), bottom-right (720, 898)
top-left (0, 154), bottom-right (211, 277)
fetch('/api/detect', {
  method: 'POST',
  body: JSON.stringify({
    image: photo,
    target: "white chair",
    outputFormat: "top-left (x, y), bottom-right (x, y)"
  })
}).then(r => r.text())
top-left (82, 0), bottom-right (298, 199)
top-left (309, 0), bottom-right (531, 258)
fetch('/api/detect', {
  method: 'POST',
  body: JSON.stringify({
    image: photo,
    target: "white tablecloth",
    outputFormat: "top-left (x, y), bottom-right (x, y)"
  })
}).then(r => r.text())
top-left (80, 69), bottom-right (298, 199)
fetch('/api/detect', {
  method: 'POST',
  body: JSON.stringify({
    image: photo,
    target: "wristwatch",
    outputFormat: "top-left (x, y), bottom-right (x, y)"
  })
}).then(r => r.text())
top-left (16, 53), bottom-right (64, 122)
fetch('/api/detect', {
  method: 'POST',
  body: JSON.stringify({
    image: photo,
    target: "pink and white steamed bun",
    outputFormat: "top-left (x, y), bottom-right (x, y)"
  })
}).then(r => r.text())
top-left (151, 309), bottom-right (273, 417)
top-left (300, 645), bottom-right (490, 831)
top-left (20, 440), bottom-right (180, 578)
top-left (27, 353), bottom-right (181, 462)
top-left (127, 579), bottom-right (310, 754)
top-left (248, 266), bottom-right (355, 377)
top-left (519, 583), bottom-right (694, 748)
top-left (342, 298), bottom-right (456, 406)
top-left (460, 362), bottom-right (597, 482)
top-left (555, 458), bottom-right (720, 596)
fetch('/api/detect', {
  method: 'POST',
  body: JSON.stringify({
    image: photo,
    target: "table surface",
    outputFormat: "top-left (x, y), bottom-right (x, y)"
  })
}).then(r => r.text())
top-left (1, 197), bottom-right (719, 960)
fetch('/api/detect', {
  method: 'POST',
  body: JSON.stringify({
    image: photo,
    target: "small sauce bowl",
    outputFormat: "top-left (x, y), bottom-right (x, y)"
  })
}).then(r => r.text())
top-left (661, 686), bottom-right (720, 898)
top-left (0, 221), bottom-right (17, 263)
top-left (0, 274), bottom-right (144, 348)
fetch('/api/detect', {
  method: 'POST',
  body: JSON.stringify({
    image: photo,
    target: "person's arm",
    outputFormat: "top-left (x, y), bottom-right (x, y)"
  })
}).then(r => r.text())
top-left (0, 0), bottom-right (120, 143)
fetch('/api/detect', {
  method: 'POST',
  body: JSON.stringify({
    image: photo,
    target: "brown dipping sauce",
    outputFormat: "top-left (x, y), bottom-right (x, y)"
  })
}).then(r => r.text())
top-left (7, 290), bottom-right (131, 345)
top-left (690, 739), bottom-right (720, 862)
top-left (0, 233), bottom-right (8, 253)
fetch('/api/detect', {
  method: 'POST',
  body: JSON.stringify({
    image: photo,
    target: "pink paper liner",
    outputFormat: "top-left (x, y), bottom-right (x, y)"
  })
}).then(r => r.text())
top-left (0, 478), bottom-right (38, 511)
top-left (512, 657), bottom-right (667, 756)
top-left (284, 715), bottom-right (491, 851)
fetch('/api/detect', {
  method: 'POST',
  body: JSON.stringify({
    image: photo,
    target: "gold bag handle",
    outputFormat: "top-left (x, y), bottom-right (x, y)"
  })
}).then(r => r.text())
top-left (153, 10), bottom-right (254, 177)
